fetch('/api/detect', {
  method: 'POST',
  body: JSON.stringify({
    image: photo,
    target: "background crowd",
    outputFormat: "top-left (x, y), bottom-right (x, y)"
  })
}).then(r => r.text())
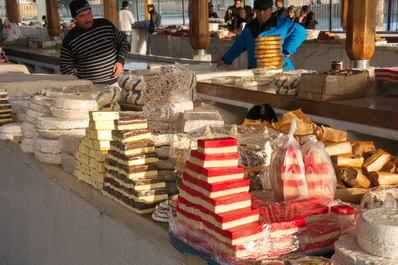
top-left (209, 0), bottom-right (318, 32)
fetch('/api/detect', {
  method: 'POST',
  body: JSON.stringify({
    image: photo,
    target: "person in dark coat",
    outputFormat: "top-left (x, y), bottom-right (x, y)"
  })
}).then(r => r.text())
top-left (148, 4), bottom-right (161, 34)
top-left (231, 8), bottom-right (248, 32)
top-left (244, 5), bottom-right (253, 20)
top-left (224, 0), bottom-right (242, 30)
top-left (209, 3), bottom-right (218, 18)
top-left (295, 5), bottom-right (318, 29)
top-left (273, 0), bottom-right (288, 18)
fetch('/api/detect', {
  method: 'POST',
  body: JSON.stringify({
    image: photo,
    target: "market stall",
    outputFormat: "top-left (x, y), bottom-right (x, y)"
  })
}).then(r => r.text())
top-left (0, 63), bottom-right (397, 265)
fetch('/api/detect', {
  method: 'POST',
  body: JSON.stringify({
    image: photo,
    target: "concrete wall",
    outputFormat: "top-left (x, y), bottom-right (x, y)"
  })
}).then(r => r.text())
top-left (0, 141), bottom-right (206, 265)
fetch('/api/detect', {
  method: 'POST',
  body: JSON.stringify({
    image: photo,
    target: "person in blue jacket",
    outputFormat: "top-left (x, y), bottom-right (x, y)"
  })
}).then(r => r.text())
top-left (215, 0), bottom-right (306, 70)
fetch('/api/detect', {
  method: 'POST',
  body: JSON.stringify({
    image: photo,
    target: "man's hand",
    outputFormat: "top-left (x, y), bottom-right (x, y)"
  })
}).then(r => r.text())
top-left (113, 62), bottom-right (123, 78)
top-left (213, 59), bottom-right (226, 68)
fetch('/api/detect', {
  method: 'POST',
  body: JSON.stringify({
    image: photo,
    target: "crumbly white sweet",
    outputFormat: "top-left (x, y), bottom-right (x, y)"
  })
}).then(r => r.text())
top-left (333, 233), bottom-right (398, 265)
top-left (36, 116), bottom-right (89, 130)
top-left (0, 123), bottom-right (22, 134)
top-left (142, 100), bottom-right (193, 122)
top-left (59, 134), bottom-right (82, 156)
top-left (21, 122), bottom-right (38, 139)
top-left (35, 136), bottom-right (61, 154)
top-left (356, 208), bottom-right (398, 258)
top-left (52, 96), bottom-right (99, 110)
top-left (37, 128), bottom-right (85, 140)
top-left (28, 101), bottom-right (51, 114)
top-left (34, 150), bottom-right (62, 164)
top-left (50, 107), bottom-right (91, 120)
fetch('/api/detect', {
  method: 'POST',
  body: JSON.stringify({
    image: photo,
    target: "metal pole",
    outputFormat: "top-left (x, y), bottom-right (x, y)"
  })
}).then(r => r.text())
top-left (387, 0), bottom-right (392, 31)
top-left (136, 0), bottom-right (139, 21)
top-left (329, 0), bottom-right (332, 31)
top-left (182, 0), bottom-right (185, 26)
top-left (157, 0), bottom-right (160, 14)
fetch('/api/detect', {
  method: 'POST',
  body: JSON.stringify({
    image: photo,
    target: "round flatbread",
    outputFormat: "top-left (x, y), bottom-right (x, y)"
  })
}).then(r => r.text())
top-left (255, 40), bottom-right (282, 46)
top-left (254, 52), bottom-right (282, 59)
top-left (255, 48), bottom-right (281, 54)
top-left (257, 61), bottom-right (284, 66)
top-left (256, 65), bottom-right (283, 69)
top-left (254, 35), bottom-right (282, 42)
top-left (256, 56), bottom-right (284, 62)
top-left (255, 45), bottom-right (282, 50)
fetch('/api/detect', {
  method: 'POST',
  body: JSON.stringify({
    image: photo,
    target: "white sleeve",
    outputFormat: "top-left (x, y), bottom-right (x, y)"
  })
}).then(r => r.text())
top-left (129, 12), bottom-right (135, 24)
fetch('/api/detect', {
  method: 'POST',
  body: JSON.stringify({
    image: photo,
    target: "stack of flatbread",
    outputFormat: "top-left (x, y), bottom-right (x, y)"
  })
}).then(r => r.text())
top-left (254, 35), bottom-right (284, 69)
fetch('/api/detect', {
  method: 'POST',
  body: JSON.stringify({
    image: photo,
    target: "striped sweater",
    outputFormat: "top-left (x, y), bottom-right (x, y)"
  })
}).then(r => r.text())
top-left (60, 18), bottom-right (128, 84)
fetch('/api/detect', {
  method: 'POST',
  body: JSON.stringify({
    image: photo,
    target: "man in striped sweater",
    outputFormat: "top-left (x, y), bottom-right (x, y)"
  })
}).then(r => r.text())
top-left (60, 0), bottom-right (128, 85)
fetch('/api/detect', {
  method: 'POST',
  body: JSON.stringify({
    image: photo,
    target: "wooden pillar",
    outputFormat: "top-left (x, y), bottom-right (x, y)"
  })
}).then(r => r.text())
top-left (346, 0), bottom-right (376, 66)
top-left (341, 0), bottom-right (348, 30)
top-left (189, 0), bottom-right (209, 50)
top-left (145, 0), bottom-right (153, 20)
top-left (103, 0), bottom-right (119, 28)
top-left (45, 0), bottom-right (60, 38)
top-left (6, 0), bottom-right (22, 24)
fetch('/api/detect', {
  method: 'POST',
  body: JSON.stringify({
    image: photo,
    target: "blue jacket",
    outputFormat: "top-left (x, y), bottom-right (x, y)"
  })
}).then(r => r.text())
top-left (222, 17), bottom-right (306, 70)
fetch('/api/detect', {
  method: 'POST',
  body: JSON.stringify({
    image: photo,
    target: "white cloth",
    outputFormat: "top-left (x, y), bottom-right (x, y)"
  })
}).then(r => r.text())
top-left (119, 9), bottom-right (135, 32)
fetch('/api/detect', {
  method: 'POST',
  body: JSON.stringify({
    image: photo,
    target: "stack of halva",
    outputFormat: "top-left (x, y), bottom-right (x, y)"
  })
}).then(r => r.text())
top-left (177, 137), bottom-right (263, 260)
top-left (103, 114), bottom-right (168, 214)
top-left (142, 65), bottom-right (196, 134)
top-left (33, 96), bottom-right (97, 164)
top-left (331, 207), bottom-right (398, 265)
top-left (74, 111), bottom-right (119, 190)
top-left (0, 89), bottom-right (13, 125)
top-left (151, 134), bottom-right (178, 196)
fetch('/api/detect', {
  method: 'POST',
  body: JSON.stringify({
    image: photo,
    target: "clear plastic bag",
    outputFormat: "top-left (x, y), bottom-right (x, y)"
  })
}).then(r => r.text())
top-left (301, 135), bottom-right (337, 204)
top-left (270, 118), bottom-right (308, 201)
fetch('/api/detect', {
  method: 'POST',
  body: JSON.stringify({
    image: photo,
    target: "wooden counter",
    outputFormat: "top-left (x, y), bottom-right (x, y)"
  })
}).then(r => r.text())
top-left (0, 140), bottom-right (206, 265)
top-left (196, 82), bottom-right (398, 132)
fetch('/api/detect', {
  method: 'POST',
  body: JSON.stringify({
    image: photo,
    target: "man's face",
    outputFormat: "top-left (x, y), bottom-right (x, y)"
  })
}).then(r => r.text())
top-left (74, 8), bottom-right (93, 29)
top-left (235, 0), bottom-right (242, 8)
top-left (275, 0), bottom-right (283, 8)
top-left (209, 6), bottom-right (214, 13)
top-left (148, 6), bottom-right (153, 12)
top-left (255, 8), bottom-right (272, 24)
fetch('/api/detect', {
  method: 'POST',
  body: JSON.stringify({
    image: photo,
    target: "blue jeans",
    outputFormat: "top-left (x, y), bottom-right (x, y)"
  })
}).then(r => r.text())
top-left (122, 31), bottom-right (132, 52)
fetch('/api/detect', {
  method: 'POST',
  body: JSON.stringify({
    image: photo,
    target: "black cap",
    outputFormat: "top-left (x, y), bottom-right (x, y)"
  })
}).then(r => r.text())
top-left (253, 0), bottom-right (273, 10)
top-left (70, 0), bottom-right (91, 18)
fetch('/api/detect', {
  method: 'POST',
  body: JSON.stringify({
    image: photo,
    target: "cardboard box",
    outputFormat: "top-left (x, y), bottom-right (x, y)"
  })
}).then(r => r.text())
top-left (298, 70), bottom-right (369, 101)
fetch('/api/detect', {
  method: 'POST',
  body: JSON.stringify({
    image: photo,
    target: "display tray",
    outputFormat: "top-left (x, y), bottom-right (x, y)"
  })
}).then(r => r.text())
top-left (168, 232), bottom-right (334, 264)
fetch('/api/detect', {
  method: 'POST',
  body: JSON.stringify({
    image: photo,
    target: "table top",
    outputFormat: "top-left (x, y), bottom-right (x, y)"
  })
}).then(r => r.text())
top-left (196, 82), bottom-right (398, 131)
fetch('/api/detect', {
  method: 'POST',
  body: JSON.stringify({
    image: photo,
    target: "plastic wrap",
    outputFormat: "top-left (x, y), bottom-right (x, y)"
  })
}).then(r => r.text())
top-left (142, 64), bottom-right (195, 103)
top-left (120, 90), bottom-right (144, 105)
top-left (170, 194), bottom-right (351, 263)
top-left (148, 120), bottom-right (181, 134)
top-left (374, 67), bottom-right (398, 96)
top-left (117, 72), bottom-right (146, 91)
top-left (143, 100), bottom-right (193, 122)
top-left (301, 135), bottom-right (337, 204)
top-left (270, 119), bottom-right (308, 201)
top-left (40, 84), bottom-right (121, 108)
top-left (360, 185), bottom-right (398, 209)
top-left (258, 255), bottom-right (331, 264)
